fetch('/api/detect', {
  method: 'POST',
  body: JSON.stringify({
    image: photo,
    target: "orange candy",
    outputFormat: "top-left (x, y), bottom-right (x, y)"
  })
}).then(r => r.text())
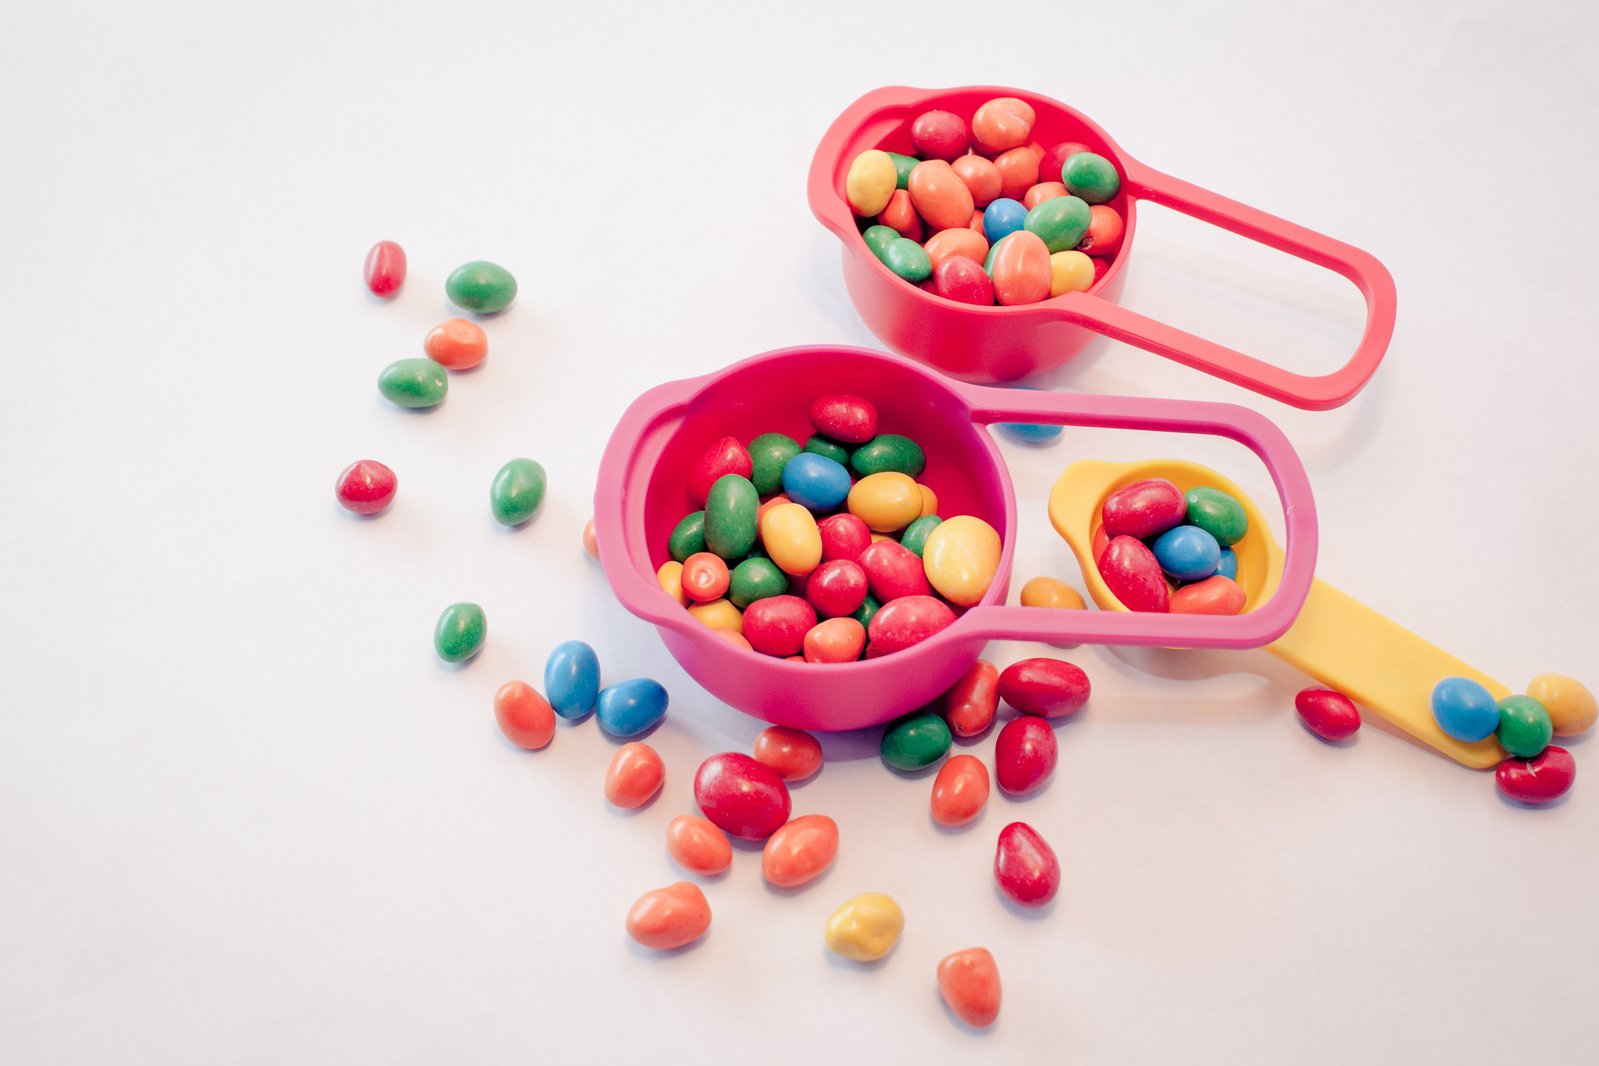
top-left (757, 494), bottom-right (793, 523)
top-left (994, 146), bottom-right (1040, 202)
top-left (878, 188), bottom-right (924, 241)
top-left (680, 552), bottom-right (731, 603)
top-left (494, 680), bottom-right (556, 750)
top-left (582, 518), bottom-right (599, 560)
top-left (761, 814), bottom-right (839, 888)
top-left (971, 97), bottom-right (1035, 154)
top-left (803, 616), bottom-right (867, 663)
top-left (990, 230), bottom-right (1052, 305)
top-left (605, 742), bottom-right (665, 809)
top-left (1169, 575), bottom-right (1247, 615)
top-left (626, 881), bottom-right (712, 950)
top-left (930, 754), bottom-right (990, 826)
top-left (950, 155), bottom-right (1003, 208)
top-left (1023, 181), bottom-right (1068, 210)
top-left (714, 627), bottom-right (753, 651)
top-left (753, 725), bottom-right (824, 781)
top-left (937, 947), bottom-right (1002, 1027)
top-left (1080, 204), bottom-right (1125, 257)
top-left (908, 159), bottom-right (976, 232)
top-left (666, 815), bottom-right (733, 875)
top-left (923, 228), bottom-right (989, 272)
top-left (423, 317), bottom-right (488, 370)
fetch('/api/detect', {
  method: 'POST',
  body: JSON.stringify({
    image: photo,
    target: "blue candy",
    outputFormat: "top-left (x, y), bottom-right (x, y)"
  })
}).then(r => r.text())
top-left (995, 385), bottom-right (1064, 445)
top-left (1151, 524), bottom-right (1221, 582)
top-left (1215, 548), bottom-right (1238, 582)
top-left (544, 640), bottom-right (600, 720)
top-left (780, 452), bottom-right (852, 512)
top-left (595, 678), bottom-right (669, 737)
top-left (983, 198), bottom-right (1027, 244)
top-left (1430, 676), bottom-right (1500, 741)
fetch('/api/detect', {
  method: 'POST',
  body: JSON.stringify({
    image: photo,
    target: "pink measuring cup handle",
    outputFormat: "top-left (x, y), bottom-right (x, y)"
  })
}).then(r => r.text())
top-left (957, 384), bottom-right (1319, 648)
top-left (1060, 162), bottom-right (1398, 411)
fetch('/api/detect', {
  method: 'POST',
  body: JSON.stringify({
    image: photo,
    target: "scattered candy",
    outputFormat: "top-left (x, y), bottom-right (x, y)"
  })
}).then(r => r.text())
top-left (753, 726), bottom-right (824, 782)
top-left (626, 881), bottom-right (711, 950)
top-left (605, 742), bottom-right (665, 808)
top-left (998, 658), bottom-right (1090, 718)
top-left (761, 814), bottom-right (839, 888)
top-left (433, 602), bottom-right (486, 663)
top-left (1495, 746), bottom-right (1575, 804)
top-left (334, 459), bottom-right (397, 515)
top-left (445, 260), bottom-right (517, 314)
top-left (423, 318), bottom-right (488, 370)
top-left (378, 358), bottom-right (448, 409)
top-left (881, 709), bottom-right (952, 771)
top-left (1526, 674), bottom-right (1596, 737)
top-left (1496, 695), bottom-right (1553, 758)
top-left (942, 659), bottom-right (1000, 737)
top-left (666, 815), bottom-right (733, 875)
top-left (824, 892), bottom-right (904, 962)
top-left (694, 752), bottom-right (791, 840)
top-left (595, 678), bottom-right (669, 738)
top-left (994, 822), bottom-right (1060, 907)
top-left (494, 680), bottom-right (555, 750)
top-left (1430, 677), bottom-right (1500, 742)
top-left (931, 753), bottom-right (990, 826)
top-left (363, 240), bottom-right (406, 297)
top-left (545, 640), bottom-right (600, 720)
top-left (583, 518), bottom-right (600, 560)
top-left (489, 458), bottom-right (547, 526)
top-left (937, 948), bottom-right (1002, 1028)
top-left (1294, 687), bottom-right (1361, 741)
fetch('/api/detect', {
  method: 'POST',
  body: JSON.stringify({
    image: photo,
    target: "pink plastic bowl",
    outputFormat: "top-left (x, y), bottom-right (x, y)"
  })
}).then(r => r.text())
top-left (809, 85), bottom-right (1398, 411)
top-left (593, 345), bottom-right (1320, 731)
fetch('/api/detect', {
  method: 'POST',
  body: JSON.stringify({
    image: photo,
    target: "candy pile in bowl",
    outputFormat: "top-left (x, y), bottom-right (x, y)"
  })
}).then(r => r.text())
top-left (658, 394), bottom-right (1002, 661)
top-left (1092, 478), bottom-right (1248, 615)
top-left (843, 96), bottom-right (1125, 306)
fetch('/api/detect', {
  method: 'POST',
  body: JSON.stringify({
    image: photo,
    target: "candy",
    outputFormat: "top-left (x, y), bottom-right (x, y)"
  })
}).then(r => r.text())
top-left (824, 892), bottom-right (904, 961)
top-left (937, 948), bottom-right (1002, 1028)
top-left (489, 458), bottom-right (547, 526)
top-left (852, 431), bottom-right (926, 476)
top-left (494, 680), bottom-right (556, 750)
top-left (994, 822), bottom-right (1059, 907)
top-left (742, 595), bottom-right (818, 657)
top-left (626, 882), bottom-right (711, 950)
top-left (1024, 194), bottom-right (1092, 254)
top-left (1080, 204), bottom-right (1125, 257)
top-left (668, 511), bottom-right (707, 562)
top-left (932, 255), bottom-right (995, 305)
top-left (689, 436), bottom-right (754, 505)
top-left (988, 230), bottom-right (1052, 305)
top-left (995, 716), bottom-right (1057, 796)
top-left (434, 602), bottom-right (486, 663)
top-left (951, 155), bottom-right (1003, 208)
top-left (1099, 535), bottom-right (1170, 612)
top-left (888, 152), bottom-right (918, 189)
top-left (422, 318), bottom-right (487, 370)
top-left (924, 227), bottom-right (990, 271)
top-left (971, 97), bottom-right (1034, 154)
top-left (1216, 548), bottom-right (1239, 581)
top-left (879, 190), bottom-right (924, 241)
top-left (982, 198), bottom-right (1028, 245)
top-left (585, 519), bottom-right (600, 560)
top-left (605, 742), bottom-right (665, 808)
top-left (817, 513), bottom-right (872, 562)
top-left (1048, 250), bottom-right (1096, 296)
top-left (781, 452), bottom-right (853, 512)
top-left (1102, 478), bottom-right (1185, 539)
top-left (911, 109), bottom-right (968, 161)
top-left (1526, 674), bottom-right (1597, 736)
top-left (680, 552), bottom-right (731, 603)
top-left (761, 814), bottom-right (839, 888)
top-left (715, 628), bottom-right (753, 651)
top-left (704, 474), bottom-right (759, 560)
top-left (908, 159), bottom-right (976, 232)
top-left (1039, 141), bottom-right (1090, 184)
top-left (667, 815), bottom-right (733, 875)
top-left (804, 560), bottom-right (869, 619)
top-left (545, 640), bottom-right (601, 720)
top-left (1169, 575), bottom-right (1247, 615)
top-left (1184, 487), bottom-right (1248, 546)
top-left (378, 358), bottom-right (448, 409)
top-left (1019, 576), bottom-right (1085, 612)
top-left (883, 236), bottom-right (933, 282)
top-left (852, 594), bottom-right (882, 630)
top-left (862, 224), bottom-right (900, 260)
top-left (445, 260), bottom-right (517, 314)
top-left (757, 494), bottom-right (792, 523)
top-left (759, 502), bottom-right (823, 576)
top-left (1023, 181), bottom-right (1068, 210)
top-left (845, 149), bottom-right (898, 216)
top-left (335, 459), bottom-right (397, 515)
top-left (848, 471), bottom-right (923, 532)
top-left (805, 434), bottom-right (853, 466)
top-left (1295, 687), bottom-right (1361, 741)
top-left (363, 240), bottom-right (406, 297)
top-left (880, 709), bottom-right (952, 771)
top-left (748, 432), bottom-right (802, 495)
top-left (1152, 524), bottom-right (1221, 582)
top-left (1061, 151), bottom-right (1120, 204)
top-left (689, 598), bottom-right (743, 632)
top-left (921, 515), bottom-right (1001, 607)
top-left (994, 146), bottom-right (1040, 202)
top-left (596, 678), bottom-right (669, 737)
top-left (867, 594), bottom-right (954, 656)
top-left (694, 752), bottom-right (791, 840)
top-left (753, 726), bottom-right (824, 781)
top-left (655, 562), bottom-right (687, 604)
top-left (1495, 746), bottom-right (1576, 804)
top-left (943, 659), bottom-right (1000, 737)
top-left (1497, 695), bottom-right (1553, 758)
top-left (899, 514), bottom-right (943, 556)
top-left (931, 754), bottom-right (990, 826)
top-left (729, 556), bottom-right (787, 609)
top-left (998, 658), bottom-right (1090, 718)
top-left (1430, 677), bottom-right (1500, 742)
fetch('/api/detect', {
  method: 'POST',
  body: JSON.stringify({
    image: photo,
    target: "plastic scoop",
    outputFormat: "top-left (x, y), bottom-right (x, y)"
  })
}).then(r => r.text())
top-left (1049, 459), bottom-right (1507, 768)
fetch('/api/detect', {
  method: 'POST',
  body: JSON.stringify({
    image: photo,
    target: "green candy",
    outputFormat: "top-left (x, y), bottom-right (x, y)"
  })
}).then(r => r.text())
top-left (887, 152), bottom-right (919, 189)
top-left (1497, 695), bottom-right (1554, 758)
top-left (434, 602), bottom-right (486, 663)
top-left (378, 358), bottom-right (448, 409)
top-left (730, 557), bottom-right (788, 609)
top-left (748, 433), bottom-right (802, 496)
top-left (900, 514), bottom-right (943, 556)
top-left (445, 260), bottom-right (518, 314)
top-left (881, 710), bottom-right (952, 771)
top-left (804, 434), bottom-right (853, 466)
top-left (851, 434), bottom-right (926, 478)
top-left (489, 458), bottom-right (547, 526)
top-left (1184, 487), bottom-right (1248, 546)
top-left (882, 237), bottom-right (932, 283)
top-left (668, 512), bottom-right (706, 563)
top-left (1061, 151), bottom-right (1120, 204)
top-left (1024, 195), bottom-right (1092, 253)
top-left (703, 474), bottom-right (758, 560)
top-left (862, 225), bottom-right (900, 261)
top-left (851, 594), bottom-right (881, 630)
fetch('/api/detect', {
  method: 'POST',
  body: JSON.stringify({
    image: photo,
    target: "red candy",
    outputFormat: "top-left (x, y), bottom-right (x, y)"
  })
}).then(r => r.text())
top-left (1495, 746), bottom-right (1575, 804)
top-left (1092, 257), bottom-right (1109, 283)
top-left (911, 109), bottom-right (969, 162)
top-left (804, 559), bottom-right (869, 618)
top-left (998, 658), bottom-right (1091, 718)
top-left (1295, 687), bottom-right (1362, 741)
top-left (363, 240), bottom-right (406, 297)
top-left (1038, 142), bottom-right (1091, 185)
top-left (689, 436), bottom-right (753, 505)
top-left (994, 822), bottom-right (1059, 907)
top-left (1101, 478), bottom-right (1186, 539)
top-left (994, 717), bottom-right (1057, 796)
top-left (335, 459), bottom-right (398, 515)
top-left (859, 539), bottom-right (932, 602)
top-left (943, 659), bottom-right (999, 737)
top-left (693, 752), bottom-right (792, 840)
top-left (932, 255), bottom-right (995, 306)
top-left (741, 595), bottom-right (817, 658)
top-left (1079, 204), bottom-right (1124, 257)
top-left (818, 513), bottom-right (872, 562)
top-left (866, 595), bottom-right (956, 656)
top-left (1099, 536), bottom-right (1171, 613)
top-left (809, 393), bottom-right (879, 444)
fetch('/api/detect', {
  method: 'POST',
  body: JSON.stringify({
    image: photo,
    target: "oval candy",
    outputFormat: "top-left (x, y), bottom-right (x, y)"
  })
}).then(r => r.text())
top-left (971, 96), bottom-right (1034, 154)
top-left (982, 198), bottom-right (1027, 245)
top-left (335, 459), bottom-right (397, 516)
top-left (668, 511), bottom-right (707, 562)
top-left (494, 680), bottom-right (555, 750)
top-left (1152, 524), bottom-right (1221, 582)
top-left (994, 822), bottom-right (1059, 907)
top-left (781, 452), bottom-right (852, 512)
top-left (759, 502), bottom-right (823, 577)
top-left (995, 716), bottom-right (1058, 796)
top-left (932, 255), bottom-right (995, 306)
top-left (950, 154), bottom-right (1003, 208)
top-left (753, 726), bottom-right (824, 781)
top-left (899, 514), bottom-right (943, 557)
top-left (363, 240), bottom-right (406, 297)
top-left (1495, 746), bottom-right (1576, 804)
top-left (921, 515), bottom-right (1002, 607)
top-left (848, 471), bottom-right (924, 532)
top-left (942, 659), bottom-right (1000, 737)
top-left (704, 474), bottom-right (759, 560)
top-left (666, 815), bottom-right (732, 875)
top-left (742, 595), bottom-right (818, 658)
top-left (1170, 575), bottom-right (1247, 615)
top-left (804, 560), bottom-right (869, 619)
top-left (931, 754), bottom-right (990, 826)
top-left (1102, 478), bottom-right (1186, 539)
top-left (688, 437), bottom-right (754, 505)
top-left (761, 814), bottom-right (839, 888)
top-left (1295, 687), bottom-right (1361, 741)
top-left (748, 432), bottom-right (801, 495)
top-left (680, 552), bottom-right (731, 603)
top-left (378, 358), bottom-right (448, 409)
top-left (1061, 151), bottom-right (1120, 204)
top-left (1023, 194), bottom-right (1092, 254)
top-left (445, 260), bottom-right (517, 314)
top-left (1497, 695), bottom-right (1553, 758)
top-left (850, 434), bottom-right (926, 479)
top-left (994, 146), bottom-right (1040, 202)
top-left (1431, 676), bottom-right (1500, 742)
top-left (1098, 536), bottom-right (1170, 613)
top-left (988, 230), bottom-right (1052, 306)
top-left (908, 159), bottom-right (976, 232)
top-left (422, 317), bottom-right (488, 370)
top-left (911, 109), bottom-right (968, 161)
top-left (824, 892), bottom-right (903, 962)
top-left (595, 677), bottom-right (669, 737)
top-left (434, 602), bottom-right (486, 663)
top-left (605, 742), bottom-right (665, 808)
top-left (924, 225), bottom-right (989, 271)
top-left (1526, 674), bottom-right (1597, 737)
top-left (545, 640), bottom-right (601, 720)
top-left (729, 556), bottom-right (787, 609)
top-left (866, 594), bottom-right (953, 655)
top-left (626, 881), bottom-right (711, 950)
top-left (489, 458), bottom-right (547, 526)
top-left (937, 948), bottom-right (1002, 1028)
top-left (819, 512), bottom-right (873, 562)
top-left (693, 752), bottom-right (791, 840)
top-left (845, 149), bottom-right (897, 217)
top-left (859, 540), bottom-right (933, 602)
top-left (1184, 487), bottom-right (1248, 546)
top-left (999, 658), bottom-right (1090, 718)
top-left (881, 709), bottom-right (952, 771)
top-left (810, 393), bottom-right (879, 443)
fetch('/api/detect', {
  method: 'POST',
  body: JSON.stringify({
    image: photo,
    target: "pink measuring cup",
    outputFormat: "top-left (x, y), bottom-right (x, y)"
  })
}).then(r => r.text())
top-left (593, 345), bottom-right (1319, 731)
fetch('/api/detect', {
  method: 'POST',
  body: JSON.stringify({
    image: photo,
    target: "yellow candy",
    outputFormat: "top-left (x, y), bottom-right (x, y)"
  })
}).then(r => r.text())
top-left (847, 472), bottom-right (923, 532)
top-left (759, 502), bottom-right (822, 577)
top-left (688, 598), bottom-right (742, 633)
top-left (1049, 250), bottom-right (1095, 296)
top-left (824, 891), bottom-right (903, 962)
top-left (921, 515), bottom-right (1002, 608)
top-left (1527, 673), bottom-right (1597, 737)
top-left (657, 561), bottom-right (688, 606)
top-left (1020, 575), bottom-right (1085, 611)
top-left (917, 484), bottom-right (938, 518)
top-left (870, 532), bottom-right (892, 543)
top-left (845, 149), bottom-right (897, 217)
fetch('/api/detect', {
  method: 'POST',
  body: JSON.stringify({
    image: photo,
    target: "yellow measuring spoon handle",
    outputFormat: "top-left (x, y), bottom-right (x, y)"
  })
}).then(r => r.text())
top-left (1268, 579), bottom-right (1507, 768)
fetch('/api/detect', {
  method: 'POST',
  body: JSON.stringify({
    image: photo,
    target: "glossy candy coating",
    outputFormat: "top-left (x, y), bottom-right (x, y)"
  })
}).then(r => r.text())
top-left (335, 459), bottom-right (397, 515)
top-left (363, 240), bottom-right (406, 297)
top-left (942, 659), bottom-right (1000, 737)
top-left (1098, 535), bottom-right (1170, 612)
top-left (489, 458), bottom-right (547, 526)
top-left (1169, 575), bottom-right (1247, 615)
top-left (445, 260), bottom-right (517, 314)
top-left (921, 515), bottom-right (1001, 607)
top-left (908, 159), bottom-right (976, 232)
top-left (1102, 478), bottom-right (1186, 539)
top-left (994, 822), bottom-right (1059, 907)
top-left (434, 602), bottom-right (486, 663)
top-left (911, 109), bottom-right (968, 161)
top-left (982, 198), bottom-right (1027, 245)
top-left (1431, 677), bottom-right (1501, 742)
top-left (932, 255), bottom-right (994, 306)
top-left (971, 97), bottom-right (1034, 154)
top-left (1039, 141), bottom-right (1091, 184)
top-left (545, 640), bottom-right (601, 720)
top-left (887, 152), bottom-right (918, 189)
top-left (1184, 487), bottom-right (1248, 546)
top-left (1526, 674), bottom-right (1597, 736)
top-left (781, 452), bottom-right (852, 512)
top-left (378, 358), bottom-right (448, 409)
top-left (1048, 250), bottom-right (1096, 297)
top-left (494, 680), bottom-right (555, 750)
top-left (852, 594), bottom-right (882, 630)
top-left (583, 518), bottom-right (600, 560)
top-left (666, 815), bottom-right (733, 875)
top-left (853, 433), bottom-right (926, 478)
top-left (931, 754), bottom-right (990, 826)
top-left (762, 814), bottom-right (839, 888)
top-left (729, 556), bottom-right (787, 609)
top-left (689, 598), bottom-right (742, 632)
top-left (1061, 151), bottom-right (1120, 204)
top-left (1497, 695), bottom-right (1553, 758)
top-left (899, 514), bottom-right (943, 557)
top-left (883, 237), bottom-right (932, 282)
top-left (1024, 181), bottom-right (1068, 210)
top-left (1495, 746), bottom-right (1575, 804)
top-left (656, 561), bottom-right (688, 605)
top-left (1295, 687), bottom-right (1361, 741)
top-left (680, 552), bottom-right (731, 603)
top-left (1152, 524), bottom-right (1222, 582)
top-left (951, 155), bottom-right (1003, 208)
top-left (747, 432), bottom-right (801, 495)
top-left (1019, 576), bottom-right (1085, 611)
top-left (995, 716), bottom-right (1057, 796)
top-left (596, 678), bottom-right (669, 738)
top-left (605, 742), bottom-right (665, 808)
top-left (760, 502), bottom-right (823, 576)
top-left (825, 892), bottom-right (904, 962)
top-left (804, 434), bottom-right (853, 466)
top-left (422, 317), bottom-right (488, 370)
top-left (845, 149), bottom-right (898, 217)
top-left (862, 224), bottom-right (900, 260)
top-left (626, 881), bottom-right (711, 950)
top-left (988, 230), bottom-right (1052, 306)
top-left (818, 513), bottom-right (872, 562)
top-left (1023, 195), bottom-right (1092, 254)
top-left (1216, 548), bottom-right (1239, 582)
top-left (924, 227), bottom-right (989, 271)
top-left (859, 546), bottom-right (935, 608)
top-left (994, 146), bottom-right (1040, 201)
top-left (848, 471), bottom-right (923, 532)
top-left (754, 726), bottom-right (824, 781)
top-left (880, 709), bottom-right (952, 770)
top-left (937, 948), bottom-right (1002, 1028)
top-left (1080, 204), bottom-right (1125, 257)
top-left (704, 474), bottom-right (759, 560)
top-left (668, 511), bottom-right (707, 562)
top-left (693, 752), bottom-right (791, 840)
top-left (804, 560), bottom-right (869, 619)
top-left (689, 437), bottom-right (754, 505)
top-left (999, 658), bottom-right (1090, 718)
top-left (994, 385), bottom-right (1064, 444)
top-left (743, 595), bottom-right (818, 658)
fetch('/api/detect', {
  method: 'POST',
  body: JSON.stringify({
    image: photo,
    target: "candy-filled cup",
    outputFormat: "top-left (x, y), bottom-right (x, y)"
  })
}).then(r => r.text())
top-left (809, 86), bottom-right (1397, 410)
top-left (593, 345), bottom-right (1318, 731)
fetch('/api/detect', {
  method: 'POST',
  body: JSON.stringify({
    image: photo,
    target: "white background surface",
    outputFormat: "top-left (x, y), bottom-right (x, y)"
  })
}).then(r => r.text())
top-left (3, 1), bottom-right (1597, 1062)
